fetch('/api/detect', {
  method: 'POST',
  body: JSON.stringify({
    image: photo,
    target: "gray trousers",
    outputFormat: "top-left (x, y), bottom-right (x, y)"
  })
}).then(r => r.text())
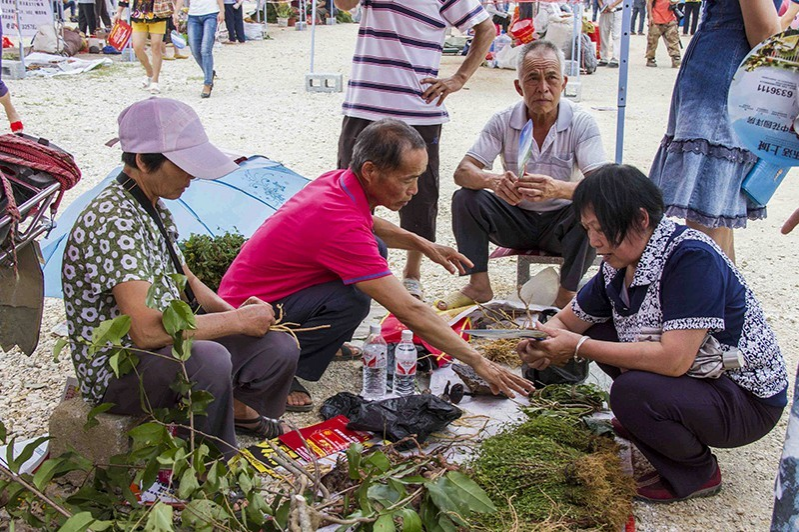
top-left (103, 332), bottom-right (299, 460)
top-left (451, 188), bottom-right (595, 291)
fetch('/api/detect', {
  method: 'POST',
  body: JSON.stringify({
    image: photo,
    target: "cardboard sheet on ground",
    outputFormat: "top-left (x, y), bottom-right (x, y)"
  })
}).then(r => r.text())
top-left (23, 52), bottom-right (112, 77)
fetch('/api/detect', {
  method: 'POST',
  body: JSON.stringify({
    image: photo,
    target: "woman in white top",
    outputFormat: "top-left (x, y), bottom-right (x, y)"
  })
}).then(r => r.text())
top-left (175, 0), bottom-right (223, 97)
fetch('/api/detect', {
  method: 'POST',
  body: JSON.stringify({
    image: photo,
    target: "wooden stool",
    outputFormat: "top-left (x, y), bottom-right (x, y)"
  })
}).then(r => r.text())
top-left (490, 247), bottom-right (602, 287)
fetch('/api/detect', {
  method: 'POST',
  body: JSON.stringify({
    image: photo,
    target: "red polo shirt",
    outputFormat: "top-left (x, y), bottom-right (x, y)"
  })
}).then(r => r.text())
top-left (218, 169), bottom-right (392, 306)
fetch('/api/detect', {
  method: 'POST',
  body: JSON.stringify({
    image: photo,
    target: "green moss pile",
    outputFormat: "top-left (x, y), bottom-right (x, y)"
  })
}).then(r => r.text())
top-left (468, 385), bottom-right (637, 531)
top-left (179, 232), bottom-right (246, 292)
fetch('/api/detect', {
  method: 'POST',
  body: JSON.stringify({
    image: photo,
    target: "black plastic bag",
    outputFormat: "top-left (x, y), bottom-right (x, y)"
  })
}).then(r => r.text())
top-left (320, 392), bottom-right (462, 447)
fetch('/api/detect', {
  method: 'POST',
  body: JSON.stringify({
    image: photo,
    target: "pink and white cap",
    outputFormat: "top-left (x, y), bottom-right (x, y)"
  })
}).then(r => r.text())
top-left (115, 97), bottom-right (238, 180)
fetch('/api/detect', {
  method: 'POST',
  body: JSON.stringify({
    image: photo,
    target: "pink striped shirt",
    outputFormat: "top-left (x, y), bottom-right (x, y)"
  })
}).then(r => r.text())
top-left (342, 0), bottom-right (488, 126)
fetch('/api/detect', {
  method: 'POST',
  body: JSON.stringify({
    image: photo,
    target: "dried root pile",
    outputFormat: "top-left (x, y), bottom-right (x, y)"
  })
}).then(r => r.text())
top-left (477, 338), bottom-right (522, 368)
top-left (467, 384), bottom-right (636, 531)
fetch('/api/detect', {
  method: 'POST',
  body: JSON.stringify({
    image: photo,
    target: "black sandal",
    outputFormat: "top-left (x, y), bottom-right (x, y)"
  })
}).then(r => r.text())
top-left (333, 343), bottom-right (362, 361)
top-left (286, 377), bottom-right (314, 413)
top-left (233, 416), bottom-right (284, 439)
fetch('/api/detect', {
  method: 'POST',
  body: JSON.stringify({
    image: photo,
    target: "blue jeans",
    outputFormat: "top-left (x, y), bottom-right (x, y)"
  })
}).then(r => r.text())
top-left (187, 13), bottom-right (217, 86)
top-left (631, 5), bottom-right (645, 33)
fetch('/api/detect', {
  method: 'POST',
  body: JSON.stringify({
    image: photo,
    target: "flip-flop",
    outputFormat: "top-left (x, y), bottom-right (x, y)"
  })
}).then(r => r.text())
top-left (402, 278), bottom-right (424, 300)
top-left (333, 343), bottom-right (362, 361)
top-left (233, 415), bottom-right (284, 439)
top-left (434, 290), bottom-right (477, 311)
top-left (286, 378), bottom-right (314, 413)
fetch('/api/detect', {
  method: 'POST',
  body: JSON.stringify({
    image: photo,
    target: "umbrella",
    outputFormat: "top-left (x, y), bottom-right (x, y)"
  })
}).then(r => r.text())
top-left (40, 155), bottom-right (310, 298)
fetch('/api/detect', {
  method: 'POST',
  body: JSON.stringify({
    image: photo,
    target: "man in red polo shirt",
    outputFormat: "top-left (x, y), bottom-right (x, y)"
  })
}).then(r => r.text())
top-left (219, 119), bottom-right (534, 411)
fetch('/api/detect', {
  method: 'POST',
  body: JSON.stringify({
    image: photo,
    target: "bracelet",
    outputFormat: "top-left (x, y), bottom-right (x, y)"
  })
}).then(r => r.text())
top-left (574, 335), bottom-right (589, 363)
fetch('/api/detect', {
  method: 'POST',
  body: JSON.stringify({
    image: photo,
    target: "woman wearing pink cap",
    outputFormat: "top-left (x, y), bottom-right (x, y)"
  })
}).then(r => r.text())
top-left (61, 98), bottom-right (299, 459)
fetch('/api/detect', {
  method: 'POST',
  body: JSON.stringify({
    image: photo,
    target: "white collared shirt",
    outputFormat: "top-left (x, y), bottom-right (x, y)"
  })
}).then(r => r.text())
top-left (466, 98), bottom-right (608, 212)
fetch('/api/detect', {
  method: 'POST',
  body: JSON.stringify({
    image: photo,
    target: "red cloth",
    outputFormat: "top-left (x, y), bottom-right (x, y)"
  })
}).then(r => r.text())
top-left (652, 0), bottom-right (676, 24)
top-left (218, 169), bottom-right (392, 306)
top-left (588, 29), bottom-right (601, 59)
top-left (380, 313), bottom-right (470, 367)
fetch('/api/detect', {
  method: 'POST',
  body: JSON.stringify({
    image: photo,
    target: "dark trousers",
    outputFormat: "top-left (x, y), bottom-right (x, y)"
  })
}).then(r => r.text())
top-left (224, 4), bottom-right (245, 42)
top-left (337, 116), bottom-right (441, 241)
top-left (95, 0), bottom-right (111, 28)
top-left (630, 5), bottom-right (645, 33)
top-left (103, 332), bottom-right (299, 460)
top-left (586, 323), bottom-right (784, 498)
top-left (274, 237), bottom-right (387, 382)
top-left (78, 3), bottom-right (96, 34)
top-left (451, 188), bottom-right (595, 291)
top-left (683, 2), bottom-right (701, 35)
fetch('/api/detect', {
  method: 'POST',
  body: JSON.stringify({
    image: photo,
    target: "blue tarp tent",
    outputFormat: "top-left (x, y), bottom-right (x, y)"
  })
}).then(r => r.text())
top-left (40, 156), bottom-right (310, 298)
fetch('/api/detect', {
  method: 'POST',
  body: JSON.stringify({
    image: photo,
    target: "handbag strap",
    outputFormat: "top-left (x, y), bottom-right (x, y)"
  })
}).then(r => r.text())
top-left (116, 172), bottom-right (198, 306)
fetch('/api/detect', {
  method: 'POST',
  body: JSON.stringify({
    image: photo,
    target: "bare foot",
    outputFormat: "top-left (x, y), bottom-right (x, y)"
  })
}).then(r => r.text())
top-left (287, 390), bottom-right (311, 408)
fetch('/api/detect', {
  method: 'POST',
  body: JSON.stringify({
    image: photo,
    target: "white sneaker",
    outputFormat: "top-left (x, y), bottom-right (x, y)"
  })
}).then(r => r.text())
top-left (141, 76), bottom-right (151, 89)
top-left (149, 82), bottom-right (161, 94)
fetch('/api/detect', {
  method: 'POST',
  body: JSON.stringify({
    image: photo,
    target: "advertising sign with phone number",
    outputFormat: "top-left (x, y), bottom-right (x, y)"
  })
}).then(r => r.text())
top-left (728, 31), bottom-right (799, 167)
top-left (1, 0), bottom-right (53, 37)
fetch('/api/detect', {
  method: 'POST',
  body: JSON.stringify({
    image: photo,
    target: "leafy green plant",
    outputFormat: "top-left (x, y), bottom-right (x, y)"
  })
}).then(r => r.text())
top-left (276, 2), bottom-right (298, 19)
top-left (1, 276), bottom-right (498, 531)
top-left (179, 232), bottom-right (245, 292)
top-left (335, 10), bottom-right (353, 23)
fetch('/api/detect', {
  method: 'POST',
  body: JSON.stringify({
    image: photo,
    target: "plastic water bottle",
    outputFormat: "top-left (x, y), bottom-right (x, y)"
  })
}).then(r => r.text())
top-left (361, 324), bottom-right (387, 400)
top-left (393, 330), bottom-right (417, 397)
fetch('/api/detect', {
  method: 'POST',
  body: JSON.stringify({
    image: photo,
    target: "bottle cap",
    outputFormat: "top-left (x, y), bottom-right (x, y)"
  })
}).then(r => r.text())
top-left (401, 329), bottom-right (414, 341)
top-left (369, 324), bottom-right (381, 335)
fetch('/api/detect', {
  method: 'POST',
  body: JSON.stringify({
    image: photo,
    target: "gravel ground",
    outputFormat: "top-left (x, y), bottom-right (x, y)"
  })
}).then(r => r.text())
top-left (1, 20), bottom-right (797, 530)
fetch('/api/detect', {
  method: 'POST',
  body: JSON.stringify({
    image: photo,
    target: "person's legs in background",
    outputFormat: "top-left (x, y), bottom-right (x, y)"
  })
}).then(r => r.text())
top-left (608, 9), bottom-right (622, 66)
top-left (200, 14), bottom-right (218, 94)
top-left (233, 4), bottom-right (245, 42)
top-left (78, 2), bottom-right (96, 34)
top-left (53, 0), bottom-right (64, 21)
top-left (131, 26), bottom-right (155, 87)
top-left (148, 28), bottom-right (165, 89)
top-left (224, 3), bottom-right (237, 42)
top-left (686, 221), bottom-right (735, 263)
top-left (0, 26), bottom-right (22, 133)
top-left (645, 22), bottom-right (663, 66)
top-left (95, 0), bottom-right (111, 30)
top-left (187, 14), bottom-right (216, 96)
top-left (598, 11), bottom-right (611, 65)
top-left (399, 124), bottom-right (442, 292)
top-left (662, 20), bottom-right (682, 67)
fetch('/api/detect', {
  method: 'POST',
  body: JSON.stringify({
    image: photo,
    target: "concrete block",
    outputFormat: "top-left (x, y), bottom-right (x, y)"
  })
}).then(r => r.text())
top-left (49, 398), bottom-right (141, 482)
top-left (2, 60), bottom-right (25, 80)
top-left (305, 72), bottom-right (343, 93)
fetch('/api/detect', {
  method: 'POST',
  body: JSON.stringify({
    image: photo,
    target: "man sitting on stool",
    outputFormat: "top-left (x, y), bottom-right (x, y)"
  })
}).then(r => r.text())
top-left (437, 40), bottom-right (608, 311)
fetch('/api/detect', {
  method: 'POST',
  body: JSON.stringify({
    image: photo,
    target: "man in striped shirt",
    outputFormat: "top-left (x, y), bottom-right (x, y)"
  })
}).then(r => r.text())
top-left (335, 0), bottom-right (495, 300)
